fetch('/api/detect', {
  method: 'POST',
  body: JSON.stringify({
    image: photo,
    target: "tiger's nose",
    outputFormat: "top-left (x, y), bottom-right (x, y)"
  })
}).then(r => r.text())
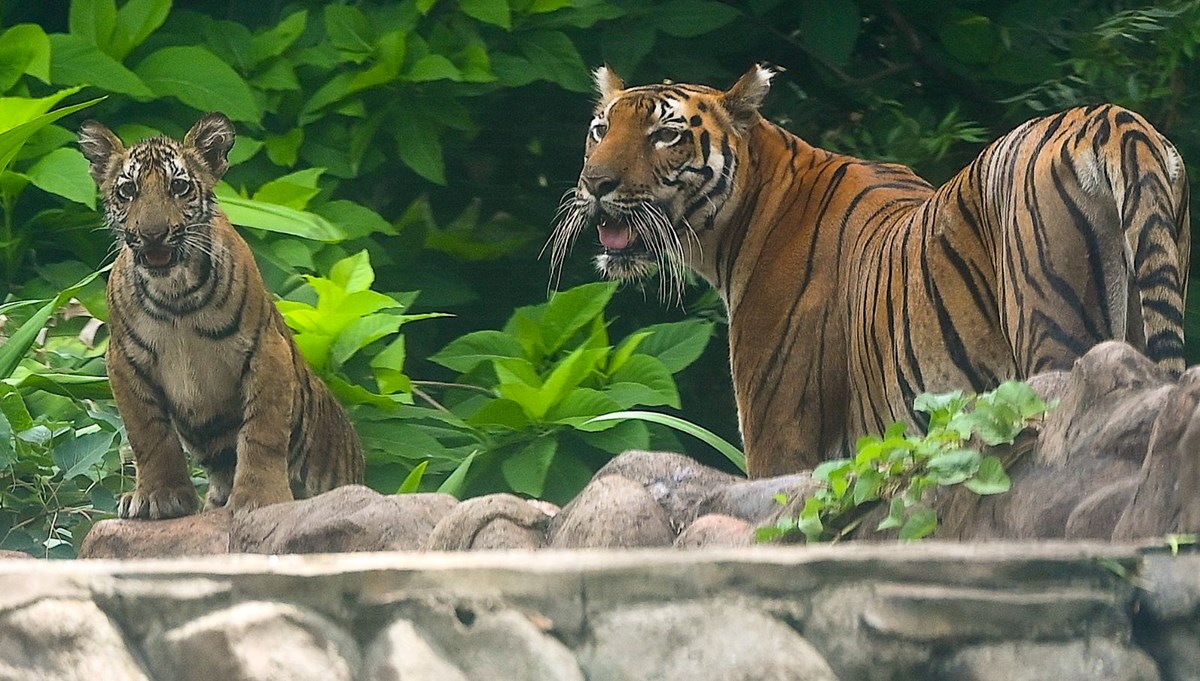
top-left (139, 227), bottom-right (169, 245)
top-left (581, 172), bottom-right (619, 198)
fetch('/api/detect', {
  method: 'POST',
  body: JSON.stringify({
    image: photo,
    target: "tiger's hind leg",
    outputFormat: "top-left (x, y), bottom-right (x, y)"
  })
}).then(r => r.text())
top-left (200, 447), bottom-right (236, 510)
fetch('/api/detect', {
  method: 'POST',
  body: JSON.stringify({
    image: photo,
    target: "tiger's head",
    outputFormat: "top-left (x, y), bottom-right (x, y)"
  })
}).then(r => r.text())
top-left (549, 65), bottom-right (776, 300)
top-left (79, 113), bottom-right (235, 275)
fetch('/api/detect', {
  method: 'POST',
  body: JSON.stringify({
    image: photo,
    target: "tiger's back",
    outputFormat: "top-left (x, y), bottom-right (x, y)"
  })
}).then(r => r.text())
top-left (553, 67), bottom-right (1189, 476)
top-left (81, 113), bottom-right (363, 518)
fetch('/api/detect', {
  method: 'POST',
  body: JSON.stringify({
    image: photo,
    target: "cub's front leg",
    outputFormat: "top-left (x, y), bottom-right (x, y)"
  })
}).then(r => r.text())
top-left (227, 329), bottom-right (295, 511)
top-left (108, 348), bottom-right (200, 519)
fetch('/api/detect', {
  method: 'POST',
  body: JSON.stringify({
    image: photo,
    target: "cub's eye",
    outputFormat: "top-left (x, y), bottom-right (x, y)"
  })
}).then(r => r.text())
top-left (170, 177), bottom-right (192, 197)
top-left (650, 128), bottom-right (682, 147)
top-left (115, 180), bottom-right (137, 201)
top-left (590, 122), bottom-right (609, 142)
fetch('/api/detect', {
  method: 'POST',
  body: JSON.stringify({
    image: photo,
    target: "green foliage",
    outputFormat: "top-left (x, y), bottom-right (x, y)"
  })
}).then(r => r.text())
top-left (758, 381), bottom-right (1051, 543)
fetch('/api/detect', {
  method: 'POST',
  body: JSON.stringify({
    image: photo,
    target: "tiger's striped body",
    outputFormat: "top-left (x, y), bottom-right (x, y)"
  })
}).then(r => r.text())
top-left (80, 114), bottom-right (363, 518)
top-left (551, 66), bottom-right (1190, 476)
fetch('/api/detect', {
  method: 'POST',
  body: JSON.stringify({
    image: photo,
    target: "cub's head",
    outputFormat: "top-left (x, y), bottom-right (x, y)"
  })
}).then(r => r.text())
top-left (548, 65), bottom-right (776, 300)
top-left (78, 113), bottom-right (235, 274)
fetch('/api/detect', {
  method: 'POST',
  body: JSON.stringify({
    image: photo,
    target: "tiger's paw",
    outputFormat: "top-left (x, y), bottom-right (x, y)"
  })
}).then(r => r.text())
top-left (226, 485), bottom-right (293, 513)
top-left (117, 485), bottom-right (200, 520)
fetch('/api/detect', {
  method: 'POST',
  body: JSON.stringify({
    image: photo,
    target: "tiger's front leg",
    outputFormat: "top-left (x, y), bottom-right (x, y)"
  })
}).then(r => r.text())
top-left (226, 330), bottom-right (295, 511)
top-left (108, 349), bottom-right (200, 520)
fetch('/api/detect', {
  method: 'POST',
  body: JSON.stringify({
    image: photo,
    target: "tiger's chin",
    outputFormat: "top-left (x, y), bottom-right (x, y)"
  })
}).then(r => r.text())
top-left (594, 248), bottom-right (658, 281)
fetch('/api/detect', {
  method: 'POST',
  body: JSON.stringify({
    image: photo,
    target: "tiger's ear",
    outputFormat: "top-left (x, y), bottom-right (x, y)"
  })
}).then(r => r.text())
top-left (183, 112), bottom-right (236, 180)
top-left (78, 121), bottom-right (125, 185)
top-left (594, 64), bottom-right (625, 100)
top-left (722, 64), bottom-right (778, 131)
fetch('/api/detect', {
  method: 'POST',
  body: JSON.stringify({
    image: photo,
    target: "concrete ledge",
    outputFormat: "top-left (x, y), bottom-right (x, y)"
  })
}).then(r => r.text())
top-left (1, 542), bottom-right (1194, 680)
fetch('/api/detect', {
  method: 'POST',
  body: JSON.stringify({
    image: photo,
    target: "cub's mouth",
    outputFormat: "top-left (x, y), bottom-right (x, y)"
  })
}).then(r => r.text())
top-left (598, 218), bottom-right (638, 252)
top-left (134, 244), bottom-right (179, 271)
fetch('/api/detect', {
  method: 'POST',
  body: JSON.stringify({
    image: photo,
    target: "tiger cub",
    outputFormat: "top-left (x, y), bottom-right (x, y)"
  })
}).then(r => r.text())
top-left (79, 113), bottom-right (364, 519)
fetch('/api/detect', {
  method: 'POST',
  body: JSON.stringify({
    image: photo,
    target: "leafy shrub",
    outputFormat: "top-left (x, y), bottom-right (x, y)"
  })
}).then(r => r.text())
top-left (758, 381), bottom-right (1051, 543)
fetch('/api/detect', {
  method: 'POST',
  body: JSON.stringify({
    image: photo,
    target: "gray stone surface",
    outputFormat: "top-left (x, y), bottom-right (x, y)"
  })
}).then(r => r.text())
top-left (364, 618), bottom-right (469, 681)
top-left (581, 602), bottom-right (839, 681)
top-left (549, 474), bottom-right (674, 548)
top-left (0, 598), bottom-right (149, 681)
top-left (674, 513), bottom-right (755, 548)
top-left (80, 508), bottom-right (231, 558)
top-left (425, 493), bottom-right (550, 550)
top-left (231, 485), bottom-right (458, 554)
top-left (141, 601), bottom-right (360, 681)
top-left (937, 639), bottom-right (1161, 681)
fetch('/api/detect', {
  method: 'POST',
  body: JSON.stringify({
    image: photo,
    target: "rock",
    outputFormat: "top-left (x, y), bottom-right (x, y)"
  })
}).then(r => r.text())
top-left (549, 475), bottom-right (674, 548)
top-left (937, 639), bottom-right (1160, 681)
top-left (1132, 553), bottom-right (1200, 681)
top-left (0, 598), bottom-right (150, 681)
top-left (593, 450), bottom-right (739, 530)
top-left (363, 618), bottom-right (469, 681)
top-left (0, 551), bottom-right (31, 560)
top-left (674, 514), bottom-right (755, 548)
top-left (1114, 366), bottom-right (1200, 539)
top-left (79, 508), bottom-right (231, 559)
top-left (580, 602), bottom-right (839, 681)
top-left (697, 473), bottom-right (818, 524)
top-left (426, 494), bottom-right (550, 551)
top-left (369, 601), bottom-right (584, 681)
top-left (141, 601), bottom-right (360, 681)
top-left (231, 485), bottom-right (458, 554)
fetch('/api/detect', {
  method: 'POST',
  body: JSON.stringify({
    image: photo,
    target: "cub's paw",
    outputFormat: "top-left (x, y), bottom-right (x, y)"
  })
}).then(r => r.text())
top-left (117, 485), bottom-right (200, 520)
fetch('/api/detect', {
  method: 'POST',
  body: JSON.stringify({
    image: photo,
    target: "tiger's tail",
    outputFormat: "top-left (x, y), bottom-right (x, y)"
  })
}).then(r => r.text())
top-left (1106, 109), bottom-right (1191, 375)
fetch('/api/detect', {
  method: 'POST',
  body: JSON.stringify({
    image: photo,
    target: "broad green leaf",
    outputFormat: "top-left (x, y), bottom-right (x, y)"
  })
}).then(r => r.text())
top-left (8, 373), bottom-right (112, 401)
top-left (581, 418), bottom-right (649, 454)
top-left (586, 410), bottom-right (746, 472)
top-left (49, 34), bottom-right (153, 98)
top-left (609, 331), bottom-right (651, 374)
top-left (264, 129), bottom-right (304, 167)
top-left (252, 167), bottom-right (324, 210)
top-left (461, 0), bottom-right (512, 29)
top-left (394, 114), bottom-right (445, 184)
top-left (797, 0), bottom-right (860, 65)
top-left (798, 496), bottom-right (824, 541)
top-left (135, 46), bottom-right (260, 123)
top-left (963, 455), bottom-right (1012, 495)
top-left (652, 0), bottom-right (741, 38)
top-left (396, 460), bottom-right (428, 493)
top-left (437, 449), bottom-right (479, 498)
top-left (609, 355), bottom-right (679, 408)
top-left (111, 0), bottom-right (171, 60)
top-left (0, 410), bottom-right (13, 469)
top-left (25, 148), bottom-right (95, 208)
top-left (431, 330), bottom-right (527, 374)
top-left (371, 337), bottom-right (411, 396)
top-left (53, 430), bottom-right (116, 479)
top-left (316, 200), bottom-right (396, 239)
top-left (0, 384), bottom-right (34, 433)
top-left (546, 387), bottom-right (622, 429)
top-left (939, 10), bottom-right (1002, 65)
top-left (466, 399), bottom-right (530, 430)
top-left (540, 282), bottom-right (617, 354)
top-left (602, 382), bottom-right (676, 410)
top-left (329, 250), bottom-right (374, 293)
top-left (0, 87), bottom-right (88, 137)
top-left (501, 437), bottom-right (556, 497)
top-left (899, 506), bottom-right (938, 540)
top-left (0, 24), bottom-right (51, 90)
top-left (0, 267), bottom-right (107, 380)
top-left (70, 0), bottom-right (117, 50)
top-left (635, 320), bottom-right (714, 373)
top-left (407, 54), bottom-right (462, 82)
top-left (329, 314), bottom-right (403, 371)
top-left (516, 30), bottom-right (591, 92)
top-left (876, 497), bottom-right (906, 531)
top-left (251, 10), bottom-right (308, 64)
top-left (926, 448), bottom-right (981, 486)
top-left (216, 190), bottom-right (346, 242)
top-left (325, 5), bottom-right (375, 58)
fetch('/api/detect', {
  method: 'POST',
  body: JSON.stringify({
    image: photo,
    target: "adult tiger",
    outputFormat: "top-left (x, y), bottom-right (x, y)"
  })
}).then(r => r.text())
top-left (549, 65), bottom-right (1190, 477)
top-left (79, 113), bottom-right (363, 519)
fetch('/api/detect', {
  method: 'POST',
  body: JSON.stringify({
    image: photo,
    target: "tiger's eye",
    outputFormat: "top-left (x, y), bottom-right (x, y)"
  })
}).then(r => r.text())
top-left (115, 180), bottom-right (137, 201)
top-left (591, 122), bottom-right (609, 142)
top-left (170, 177), bottom-right (192, 197)
top-left (651, 128), bottom-right (682, 146)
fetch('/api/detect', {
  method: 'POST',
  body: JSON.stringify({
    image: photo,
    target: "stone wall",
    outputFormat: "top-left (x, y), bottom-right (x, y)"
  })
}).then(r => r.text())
top-left (1, 543), bottom-right (1196, 680)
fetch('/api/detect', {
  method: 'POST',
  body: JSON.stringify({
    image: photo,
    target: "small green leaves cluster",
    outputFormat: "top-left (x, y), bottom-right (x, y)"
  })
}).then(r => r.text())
top-left (759, 381), bottom-right (1051, 543)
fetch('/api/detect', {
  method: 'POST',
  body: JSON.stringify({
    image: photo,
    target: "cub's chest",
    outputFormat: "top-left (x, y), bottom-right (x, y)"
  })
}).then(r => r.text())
top-left (141, 319), bottom-right (252, 416)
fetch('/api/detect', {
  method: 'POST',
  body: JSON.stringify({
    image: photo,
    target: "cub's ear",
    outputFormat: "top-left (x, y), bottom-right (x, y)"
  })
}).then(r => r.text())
top-left (722, 63), bottom-right (778, 131)
top-left (183, 112), bottom-right (236, 180)
top-left (78, 121), bottom-right (125, 185)
top-left (593, 64), bottom-right (626, 101)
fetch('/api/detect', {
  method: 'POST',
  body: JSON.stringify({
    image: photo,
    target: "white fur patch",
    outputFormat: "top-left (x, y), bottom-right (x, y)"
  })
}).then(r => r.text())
top-left (594, 66), bottom-right (624, 99)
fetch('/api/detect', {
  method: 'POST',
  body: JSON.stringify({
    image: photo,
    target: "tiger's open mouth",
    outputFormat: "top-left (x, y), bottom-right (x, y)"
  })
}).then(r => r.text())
top-left (598, 218), bottom-right (638, 252)
top-left (135, 245), bottom-right (179, 271)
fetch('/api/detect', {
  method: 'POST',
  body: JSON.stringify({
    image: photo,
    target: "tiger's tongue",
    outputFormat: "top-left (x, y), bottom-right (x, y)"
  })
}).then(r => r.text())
top-left (598, 221), bottom-right (633, 250)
